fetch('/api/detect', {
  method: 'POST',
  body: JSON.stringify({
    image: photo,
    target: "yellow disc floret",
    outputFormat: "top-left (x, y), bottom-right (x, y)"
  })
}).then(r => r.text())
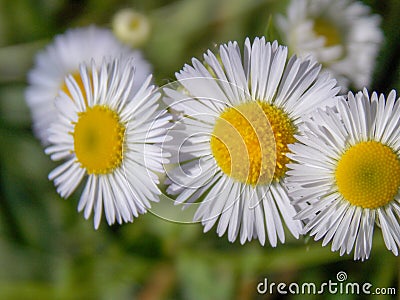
top-left (210, 101), bottom-right (296, 186)
top-left (73, 105), bottom-right (125, 174)
top-left (335, 141), bottom-right (400, 209)
top-left (313, 17), bottom-right (342, 47)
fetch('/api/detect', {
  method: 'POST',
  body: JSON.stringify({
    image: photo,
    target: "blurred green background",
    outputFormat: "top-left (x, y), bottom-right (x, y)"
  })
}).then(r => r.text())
top-left (0, 0), bottom-right (399, 299)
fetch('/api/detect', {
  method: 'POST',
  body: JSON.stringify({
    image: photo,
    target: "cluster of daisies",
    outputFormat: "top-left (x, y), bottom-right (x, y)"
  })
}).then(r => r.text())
top-left (25, 0), bottom-right (398, 261)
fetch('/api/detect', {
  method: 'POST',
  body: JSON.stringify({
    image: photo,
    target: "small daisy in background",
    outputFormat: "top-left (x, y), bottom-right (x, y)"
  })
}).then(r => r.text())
top-left (163, 37), bottom-right (339, 246)
top-left (276, 0), bottom-right (383, 91)
top-left (112, 8), bottom-right (151, 48)
top-left (287, 89), bottom-right (400, 260)
top-left (25, 25), bottom-right (151, 145)
top-left (45, 57), bottom-right (171, 229)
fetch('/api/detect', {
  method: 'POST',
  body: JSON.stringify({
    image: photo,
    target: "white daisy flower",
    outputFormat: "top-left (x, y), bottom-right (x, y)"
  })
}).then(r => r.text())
top-left (163, 37), bottom-right (339, 246)
top-left (26, 25), bottom-right (152, 145)
top-left (276, 0), bottom-right (383, 90)
top-left (112, 8), bottom-right (151, 47)
top-left (287, 89), bottom-right (400, 260)
top-left (45, 57), bottom-right (171, 229)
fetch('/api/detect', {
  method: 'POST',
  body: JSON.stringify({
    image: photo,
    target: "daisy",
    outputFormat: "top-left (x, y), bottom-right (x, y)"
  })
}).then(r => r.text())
top-left (26, 25), bottom-right (151, 145)
top-left (112, 8), bottom-right (151, 47)
top-left (45, 57), bottom-right (171, 229)
top-left (163, 37), bottom-right (339, 246)
top-left (287, 89), bottom-right (400, 260)
top-left (276, 0), bottom-right (383, 90)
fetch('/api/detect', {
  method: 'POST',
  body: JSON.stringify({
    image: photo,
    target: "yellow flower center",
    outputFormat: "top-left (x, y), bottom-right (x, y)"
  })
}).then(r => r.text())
top-left (335, 141), bottom-right (400, 209)
top-left (210, 101), bottom-right (296, 186)
top-left (129, 17), bottom-right (141, 30)
top-left (313, 17), bottom-right (342, 47)
top-left (73, 105), bottom-right (125, 174)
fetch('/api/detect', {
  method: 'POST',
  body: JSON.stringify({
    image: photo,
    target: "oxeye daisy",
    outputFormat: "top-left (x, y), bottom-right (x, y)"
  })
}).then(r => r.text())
top-left (276, 0), bottom-right (383, 90)
top-left (163, 37), bottom-right (339, 246)
top-left (26, 25), bottom-right (151, 145)
top-left (45, 57), bottom-right (171, 229)
top-left (287, 89), bottom-right (400, 260)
